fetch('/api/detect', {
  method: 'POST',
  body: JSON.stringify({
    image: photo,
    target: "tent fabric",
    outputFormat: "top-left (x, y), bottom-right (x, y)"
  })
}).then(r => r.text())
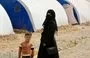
top-left (0, 4), bottom-right (14, 35)
top-left (67, 0), bottom-right (90, 23)
top-left (57, 0), bottom-right (90, 24)
top-left (73, 7), bottom-right (80, 24)
top-left (18, 0), bottom-right (68, 30)
top-left (0, 0), bottom-right (34, 32)
top-left (57, 0), bottom-right (80, 24)
top-left (63, 4), bottom-right (78, 24)
top-left (57, 0), bottom-right (66, 5)
top-left (86, 0), bottom-right (90, 2)
top-left (1, 0), bottom-right (90, 33)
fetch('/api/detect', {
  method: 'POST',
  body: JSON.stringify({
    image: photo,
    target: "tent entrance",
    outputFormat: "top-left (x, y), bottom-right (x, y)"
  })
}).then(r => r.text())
top-left (62, 2), bottom-right (80, 25)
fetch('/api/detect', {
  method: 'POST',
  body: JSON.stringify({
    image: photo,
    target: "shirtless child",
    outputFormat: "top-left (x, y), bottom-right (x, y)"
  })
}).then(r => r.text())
top-left (18, 33), bottom-right (34, 58)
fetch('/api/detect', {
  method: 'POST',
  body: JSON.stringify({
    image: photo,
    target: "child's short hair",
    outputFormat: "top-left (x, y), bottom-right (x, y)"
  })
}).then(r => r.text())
top-left (25, 32), bottom-right (32, 36)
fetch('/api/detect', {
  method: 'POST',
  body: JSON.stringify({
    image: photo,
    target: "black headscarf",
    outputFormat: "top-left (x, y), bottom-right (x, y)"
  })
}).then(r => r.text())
top-left (43, 9), bottom-right (58, 31)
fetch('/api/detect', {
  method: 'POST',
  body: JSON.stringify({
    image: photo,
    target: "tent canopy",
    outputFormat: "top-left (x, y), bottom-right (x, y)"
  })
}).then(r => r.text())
top-left (67, 0), bottom-right (90, 23)
top-left (0, 0), bottom-right (34, 32)
top-left (57, 0), bottom-right (80, 24)
top-left (0, 4), bottom-right (14, 35)
top-left (18, 0), bottom-right (68, 30)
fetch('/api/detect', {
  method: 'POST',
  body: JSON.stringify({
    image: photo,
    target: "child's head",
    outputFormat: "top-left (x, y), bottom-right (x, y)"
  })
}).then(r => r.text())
top-left (24, 32), bottom-right (32, 42)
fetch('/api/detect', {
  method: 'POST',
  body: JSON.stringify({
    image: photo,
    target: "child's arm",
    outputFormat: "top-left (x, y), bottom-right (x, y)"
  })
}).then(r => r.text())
top-left (18, 45), bottom-right (22, 58)
top-left (31, 48), bottom-right (34, 58)
top-left (31, 44), bottom-right (34, 58)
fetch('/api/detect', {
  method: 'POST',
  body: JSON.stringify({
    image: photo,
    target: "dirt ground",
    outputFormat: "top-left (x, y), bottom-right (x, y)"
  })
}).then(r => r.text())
top-left (0, 23), bottom-right (90, 58)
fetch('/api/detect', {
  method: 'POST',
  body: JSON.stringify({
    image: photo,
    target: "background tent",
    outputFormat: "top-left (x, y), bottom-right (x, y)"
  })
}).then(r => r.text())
top-left (87, 0), bottom-right (90, 2)
top-left (57, 0), bottom-right (66, 5)
top-left (63, 4), bottom-right (78, 25)
top-left (57, 0), bottom-right (80, 24)
top-left (0, 0), bottom-right (35, 32)
top-left (67, 0), bottom-right (90, 23)
top-left (18, 0), bottom-right (68, 30)
top-left (0, 4), bottom-right (14, 35)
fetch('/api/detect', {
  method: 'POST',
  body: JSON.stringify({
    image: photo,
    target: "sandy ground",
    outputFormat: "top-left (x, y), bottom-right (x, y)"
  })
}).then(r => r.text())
top-left (0, 23), bottom-right (90, 58)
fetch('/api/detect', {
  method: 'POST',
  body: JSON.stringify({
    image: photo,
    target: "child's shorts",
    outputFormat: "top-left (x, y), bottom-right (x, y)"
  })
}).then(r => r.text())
top-left (22, 56), bottom-right (31, 58)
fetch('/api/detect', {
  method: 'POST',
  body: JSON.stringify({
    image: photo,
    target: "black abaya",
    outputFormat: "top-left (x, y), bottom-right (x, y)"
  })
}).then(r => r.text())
top-left (37, 21), bottom-right (59, 58)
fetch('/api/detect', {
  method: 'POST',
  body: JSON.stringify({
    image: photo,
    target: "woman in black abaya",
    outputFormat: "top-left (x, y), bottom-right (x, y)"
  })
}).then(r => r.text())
top-left (37, 9), bottom-right (59, 58)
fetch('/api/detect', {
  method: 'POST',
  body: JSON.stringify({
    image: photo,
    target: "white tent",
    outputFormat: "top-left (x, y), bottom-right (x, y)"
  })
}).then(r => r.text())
top-left (0, 4), bottom-right (14, 35)
top-left (18, 0), bottom-right (68, 30)
top-left (86, 0), bottom-right (90, 2)
top-left (63, 4), bottom-right (78, 25)
top-left (67, 0), bottom-right (90, 23)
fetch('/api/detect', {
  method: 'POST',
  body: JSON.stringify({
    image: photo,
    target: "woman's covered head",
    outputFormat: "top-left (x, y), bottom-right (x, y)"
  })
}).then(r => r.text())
top-left (46, 9), bottom-right (55, 19)
top-left (43, 9), bottom-right (56, 26)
